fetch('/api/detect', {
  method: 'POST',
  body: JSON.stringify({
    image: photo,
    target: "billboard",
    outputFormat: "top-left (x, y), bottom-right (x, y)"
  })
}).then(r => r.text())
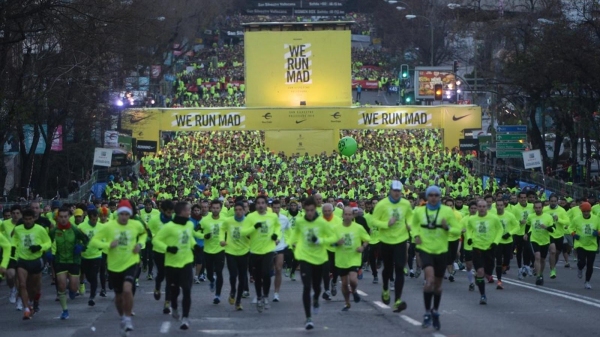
top-left (265, 130), bottom-right (337, 156)
top-left (244, 30), bottom-right (351, 107)
top-left (93, 148), bottom-right (112, 167)
top-left (413, 66), bottom-right (455, 100)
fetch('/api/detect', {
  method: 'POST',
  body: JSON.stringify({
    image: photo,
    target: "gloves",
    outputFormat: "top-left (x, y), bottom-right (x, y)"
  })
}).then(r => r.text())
top-left (574, 234), bottom-right (581, 240)
top-left (29, 245), bottom-right (42, 253)
top-left (593, 230), bottom-right (599, 237)
top-left (311, 235), bottom-right (319, 244)
top-left (254, 222), bottom-right (263, 229)
top-left (467, 238), bottom-right (473, 246)
top-left (74, 244), bottom-right (85, 255)
top-left (204, 233), bottom-right (212, 240)
top-left (502, 233), bottom-right (511, 240)
top-left (166, 246), bottom-right (179, 254)
top-left (271, 234), bottom-right (278, 241)
top-left (45, 251), bottom-right (54, 262)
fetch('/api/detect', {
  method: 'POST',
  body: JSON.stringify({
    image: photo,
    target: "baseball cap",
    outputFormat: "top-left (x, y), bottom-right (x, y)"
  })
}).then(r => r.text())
top-left (390, 180), bottom-right (403, 191)
top-left (580, 202), bottom-right (592, 212)
top-left (74, 209), bottom-right (84, 217)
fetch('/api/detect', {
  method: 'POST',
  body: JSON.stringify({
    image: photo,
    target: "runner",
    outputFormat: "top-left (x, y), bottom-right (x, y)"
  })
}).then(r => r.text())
top-left (1, 205), bottom-right (21, 306)
top-left (199, 199), bottom-right (226, 304)
top-left (524, 200), bottom-right (555, 286)
top-left (152, 201), bottom-right (196, 330)
top-left (467, 200), bottom-right (502, 304)
top-left (289, 196), bottom-right (336, 329)
top-left (49, 207), bottom-right (89, 319)
top-left (285, 200), bottom-right (302, 281)
top-left (223, 202), bottom-right (252, 310)
top-left (245, 195), bottom-right (281, 312)
top-left (494, 199), bottom-right (519, 290)
top-left (78, 208), bottom-right (105, 306)
top-left (13, 208), bottom-right (52, 320)
top-left (512, 192), bottom-right (534, 279)
top-left (411, 186), bottom-right (459, 330)
top-left (569, 202), bottom-right (600, 289)
top-left (89, 199), bottom-right (147, 336)
top-left (189, 204), bottom-right (205, 283)
top-left (147, 200), bottom-right (174, 313)
top-left (271, 199), bottom-right (291, 302)
top-left (334, 206), bottom-right (370, 311)
top-left (140, 199), bottom-right (159, 280)
top-left (443, 198), bottom-right (462, 282)
top-left (543, 194), bottom-right (568, 279)
top-left (370, 180), bottom-right (413, 312)
top-left (321, 203), bottom-right (341, 300)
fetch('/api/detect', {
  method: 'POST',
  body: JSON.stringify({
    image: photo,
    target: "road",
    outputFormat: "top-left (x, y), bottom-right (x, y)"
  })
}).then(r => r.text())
top-left (0, 256), bottom-right (599, 337)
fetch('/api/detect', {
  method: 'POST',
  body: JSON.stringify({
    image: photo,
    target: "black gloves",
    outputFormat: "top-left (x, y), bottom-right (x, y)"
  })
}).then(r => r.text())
top-left (166, 246), bottom-right (179, 254)
top-left (29, 245), bottom-right (42, 253)
top-left (467, 238), bottom-right (473, 246)
top-left (502, 233), bottom-right (511, 240)
top-left (254, 222), bottom-right (263, 229)
top-left (271, 234), bottom-right (278, 241)
top-left (204, 233), bottom-right (212, 240)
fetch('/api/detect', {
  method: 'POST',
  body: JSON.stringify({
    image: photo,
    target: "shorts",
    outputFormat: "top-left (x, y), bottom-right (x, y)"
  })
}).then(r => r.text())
top-left (8, 258), bottom-right (17, 270)
top-left (419, 251), bottom-right (447, 278)
top-left (472, 248), bottom-right (495, 276)
top-left (464, 250), bottom-right (473, 262)
top-left (550, 237), bottom-right (564, 252)
top-left (563, 234), bottom-right (573, 248)
top-left (531, 242), bottom-right (549, 259)
top-left (55, 263), bottom-right (81, 275)
top-left (17, 258), bottom-right (45, 275)
top-left (108, 264), bottom-right (138, 294)
top-left (194, 245), bottom-right (204, 265)
top-left (447, 239), bottom-right (460, 264)
top-left (337, 266), bottom-right (360, 277)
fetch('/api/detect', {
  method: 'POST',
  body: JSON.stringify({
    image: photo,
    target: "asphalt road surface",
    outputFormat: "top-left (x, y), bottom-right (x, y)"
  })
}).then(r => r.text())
top-left (1, 255), bottom-right (599, 337)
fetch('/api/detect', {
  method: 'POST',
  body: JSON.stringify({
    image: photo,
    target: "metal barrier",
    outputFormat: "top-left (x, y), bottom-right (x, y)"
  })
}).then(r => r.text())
top-left (472, 160), bottom-right (600, 198)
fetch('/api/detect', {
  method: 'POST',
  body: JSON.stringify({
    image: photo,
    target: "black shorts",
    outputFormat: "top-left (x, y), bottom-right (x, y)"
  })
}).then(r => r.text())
top-left (17, 258), bottom-right (45, 275)
top-left (194, 245), bottom-right (204, 265)
top-left (109, 264), bottom-right (138, 294)
top-left (531, 242), bottom-right (549, 259)
top-left (447, 239), bottom-right (460, 264)
top-left (550, 237), bottom-right (564, 252)
top-left (8, 258), bottom-right (17, 270)
top-left (472, 248), bottom-right (495, 276)
top-left (464, 249), bottom-right (473, 262)
top-left (55, 263), bottom-right (81, 275)
top-left (419, 251), bottom-right (447, 278)
top-left (337, 266), bottom-right (360, 277)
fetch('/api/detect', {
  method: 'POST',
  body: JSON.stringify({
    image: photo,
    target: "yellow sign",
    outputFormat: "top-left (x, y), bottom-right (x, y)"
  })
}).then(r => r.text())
top-left (244, 30), bottom-right (351, 107)
top-left (265, 130), bottom-right (337, 156)
top-left (121, 105), bottom-right (481, 150)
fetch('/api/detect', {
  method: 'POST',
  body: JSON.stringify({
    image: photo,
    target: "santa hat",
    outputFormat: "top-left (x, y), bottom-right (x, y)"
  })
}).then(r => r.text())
top-left (117, 200), bottom-right (133, 215)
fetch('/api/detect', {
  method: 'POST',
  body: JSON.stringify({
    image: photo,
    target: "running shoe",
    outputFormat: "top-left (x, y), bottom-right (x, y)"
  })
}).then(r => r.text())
top-left (235, 303), bottom-right (243, 311)
top-left (9, 288), bottom-right (17, 304)
top-left (209, 282), bottom-right (215, 292)
top-left (312, 298), bottom-right (320, 314)
top-left (16, 297), bottom-right (23, 311)
top-left (357, 269), bottom-right (363, 280)
top-left (352, 291), bottom-right (361, 303)
top-left (342, 304), bottom-right (351, 311)
top-left (172, 308), bottom-right (180, 320)
top-left (535, 276), bottom-right (543, 286)
top-left (180, 317), bottom-right (190, 330)
top-left (147, 273), bottom-right (153, 281)
top-left (100, 289), bottom-right (107, 297)
top-left (564, 263), bottom-right (570, 268)
top-left (468, 283), bottom-right (475, 291)
top-left (409, 270), bottom-right (415, 278)
top-left (194, 276), bottom-right (200, 284)
top-left (305, 318), bottom-right (314, 330)
top-left (273, 293), bottom-right (280, 302)
top-left (23, 309), bottom-right (32, 320)
top-left (88, 298), bottom-right (96, 306)
top-left (213, 296), bottom-right (220, 304)
top-left (393, 299), bottom-right (407, 313)
top-left (585, 282), bottom-right (592, 289)
top-left (153, 289), bottom-right (161, 301)
top-left (550, 269), bottom-right (556, 279)
top-left (431, 310), bottom-right (441, 330)
top-left (422, 313), bottom-right (432, 328)
top-left (79, 283), bottom-right (86, 295)
top-left (381, 289), bottom-right (391, 304)
top-left (256, 297), bottom-right (264, 313)
top-left (228, 294), bottom-right (235, 305)
top-left (479, 295), bottom-right (487, 305)
top-left (331, 281), bottom-right (337, 296)
top-left (577, 269), bottom-right (583, 279)
top-left (60, 309), bottom-right (69, 320)
top-left (496, 281), bottom-right (503, 290)
top-left (322, 291), bottom-right (331, 301)
top-left (163, 301), bottom-right (171, 314)
top-left (373, 276), bottom-right (379, 284)
top-left (242, 291), bottom-right (249, 298)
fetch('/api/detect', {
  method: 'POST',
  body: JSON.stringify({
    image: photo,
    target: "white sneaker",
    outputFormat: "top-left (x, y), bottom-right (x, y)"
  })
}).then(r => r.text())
top-left (9, 288), bottom-right (17, 304)
top-left (193, 276), bottom-right (200, 284)
top-left (180, 317), bottom-right (190, 330)
top-left (585, 282), bottom-right (592, 289)
top-left (16, 297), bottom-right (23, 311)
top-left (264, 298), bottom-right (270, 310)
top-left (527, 266), bottom-right (534, 277)
top-left (390, 283), bottom-right (395, 291)
top-left (273, 293), bottom-right (280, 302)
top-left (251, 297), bottom-right (258, 304)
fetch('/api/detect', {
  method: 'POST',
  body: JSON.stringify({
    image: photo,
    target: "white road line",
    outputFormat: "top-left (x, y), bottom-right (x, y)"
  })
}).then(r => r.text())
top-left (501, 279), bottom-right (600, 308)
top-left (433, 333), bottom-right (447, 337)
top-left (504, 277), bottom-right (600, 304)
top-left (400, 315), bottom-right (421, 326)
top-left (357, 290), bottom-right (368, 296)
top-left (373, 300), bottom-right (390, 309)
top-left (160, 321), bottom-right (171, 334)
top-left (199, 328), bottom-right (306, 334)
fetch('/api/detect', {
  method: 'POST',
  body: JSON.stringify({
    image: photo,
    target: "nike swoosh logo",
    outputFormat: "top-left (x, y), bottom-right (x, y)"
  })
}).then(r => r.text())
top-left (452, 115), bottom-right (469, 121)
top-left (129, 116), bottom-right (151, 124)
top-left (296, 120), bottom-right (306, 124)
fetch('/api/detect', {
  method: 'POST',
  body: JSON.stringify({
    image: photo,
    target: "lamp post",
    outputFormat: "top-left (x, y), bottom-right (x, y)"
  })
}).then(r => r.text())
top-left (406, 14), bottom-right (434, 66)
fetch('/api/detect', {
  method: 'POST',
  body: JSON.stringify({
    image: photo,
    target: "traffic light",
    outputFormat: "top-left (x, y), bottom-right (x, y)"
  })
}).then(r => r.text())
top-left (434, 84), bottom-right (443, 100)
top-left (453, 60), bottom-right (459, 73)
top-left (400, 64), bottom-right (409, 79)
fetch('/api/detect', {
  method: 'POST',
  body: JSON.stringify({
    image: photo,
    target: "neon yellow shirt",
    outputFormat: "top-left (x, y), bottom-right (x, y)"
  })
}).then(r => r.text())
top-left (152, 221), bottom-right (196, 268)
top-left (370, 197), bottom-right (413, 244)
top-left (411, 205), bottom-right (461, 254)
top-left (333, 222), bottom-right (370, 268)
top-left (467, 213), bottom-right (503, 250)
top-left (89, 220), bottom-right (147, 272)
top-left (245, 212), bottom-right (281, 255)
top-left (199, 216), bottom-right (226, 254)
top-left (12, 224), bottom-right (52, 260)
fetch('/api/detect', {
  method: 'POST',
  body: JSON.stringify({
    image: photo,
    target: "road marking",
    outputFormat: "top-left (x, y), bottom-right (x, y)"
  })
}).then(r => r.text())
top-left (160, 321), bottom-right (171, 333)
top-left (357, 290), bottom-right (368, 296)
top-left (504, 277), bottom-right (600, 304)
top-left (400, 315), bottom-right (421, 326)
top-left (373, 300), bottom-right (390, 309)
top-left (501, 279), bottom-right (600, 308)
top-left (433, 333), bottom-right (447, 337)
top-left (200, 328), bottom-right (306, 334)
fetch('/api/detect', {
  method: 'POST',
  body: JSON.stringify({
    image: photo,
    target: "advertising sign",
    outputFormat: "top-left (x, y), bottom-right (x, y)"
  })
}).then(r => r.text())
top-left (413, 66), bottom-right (455, 100)
top-left (93, 148), bottom-right (112, 167)
top-left (523, 150), bottom-right (543, 169)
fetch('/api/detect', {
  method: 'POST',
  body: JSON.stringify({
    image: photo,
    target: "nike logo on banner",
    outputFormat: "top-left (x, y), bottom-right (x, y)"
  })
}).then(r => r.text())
top-left (130, 116), bottom-right (151, 124)
top-left (296, 120), bottom-right (306, 124)
top-left (452, 115), bottom-right (470, 121)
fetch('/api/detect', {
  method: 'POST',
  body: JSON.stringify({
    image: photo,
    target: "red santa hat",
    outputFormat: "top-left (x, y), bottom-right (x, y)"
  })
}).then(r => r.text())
top-left (117, 199), bottom-right (133, 215)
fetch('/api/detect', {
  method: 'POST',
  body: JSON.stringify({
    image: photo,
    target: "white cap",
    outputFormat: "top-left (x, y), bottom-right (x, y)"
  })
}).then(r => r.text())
top-left (390, 180), bottom-right (403, 191)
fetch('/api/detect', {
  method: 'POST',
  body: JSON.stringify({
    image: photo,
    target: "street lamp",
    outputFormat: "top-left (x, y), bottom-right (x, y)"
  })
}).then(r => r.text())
top-left (406, 14), bottom-right (434, 66)
top-left (447, 3), bottom-right (461, 9)
top-left (396, 6), bottom-right (406, 10)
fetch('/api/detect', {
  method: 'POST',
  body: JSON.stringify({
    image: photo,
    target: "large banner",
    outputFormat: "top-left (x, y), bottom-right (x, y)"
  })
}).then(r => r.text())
top-left (265, 130), bottom-right (337, 156)
top-left (414, 66), bottom-right (455, 100)
top-left (121, 105), bottom-right (481, 149)
top-left (244, 30), bottom-right (351, 107)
